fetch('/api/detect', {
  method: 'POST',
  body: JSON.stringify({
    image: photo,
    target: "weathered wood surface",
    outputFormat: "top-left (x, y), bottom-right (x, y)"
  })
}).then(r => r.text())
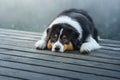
top-left (0, 28), bottom-right (120, 80)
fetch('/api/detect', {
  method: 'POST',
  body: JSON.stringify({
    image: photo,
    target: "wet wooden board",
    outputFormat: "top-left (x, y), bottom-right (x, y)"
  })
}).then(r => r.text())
top-left (0, 28), bottom-right (120, 80)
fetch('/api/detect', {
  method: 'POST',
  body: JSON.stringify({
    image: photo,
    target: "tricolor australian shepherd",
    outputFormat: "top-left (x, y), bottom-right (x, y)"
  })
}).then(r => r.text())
top-left (35, 9), bottom-right (101, 54)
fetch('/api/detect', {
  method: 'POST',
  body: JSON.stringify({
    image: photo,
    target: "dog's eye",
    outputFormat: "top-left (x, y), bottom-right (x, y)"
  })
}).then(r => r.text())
top-left (62, 35), bottom-right (67, 40)
top-left (62, 35), bottom-right (69, 44)
top-left (51, 34), bottom-right (58, 42)
top-left (62, 37), bottom-right (67, 41)
top-left (54, 34), bottom-right (58, 39)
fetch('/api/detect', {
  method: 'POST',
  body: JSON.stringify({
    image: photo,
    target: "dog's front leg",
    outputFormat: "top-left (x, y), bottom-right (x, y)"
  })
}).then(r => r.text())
top-left (80, 35), bottom-right (101, 54)
top-left (35, 30), bottom-right (47, 49)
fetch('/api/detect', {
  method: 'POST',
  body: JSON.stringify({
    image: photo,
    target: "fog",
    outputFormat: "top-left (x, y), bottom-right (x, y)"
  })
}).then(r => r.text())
top-left (0, 0), bottom-right (120, 40)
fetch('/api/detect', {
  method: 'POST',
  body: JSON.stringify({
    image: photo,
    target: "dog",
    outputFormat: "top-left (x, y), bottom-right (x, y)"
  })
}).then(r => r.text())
top-left (35, 9), bottom-right (101, 54)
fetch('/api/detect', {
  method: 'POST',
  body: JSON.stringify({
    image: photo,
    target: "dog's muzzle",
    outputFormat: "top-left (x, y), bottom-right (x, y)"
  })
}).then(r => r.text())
top-left (52, 41), bottom-right (64, 52)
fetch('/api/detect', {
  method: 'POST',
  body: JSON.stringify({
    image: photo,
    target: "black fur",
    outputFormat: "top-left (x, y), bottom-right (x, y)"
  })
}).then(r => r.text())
top-left (59, 9), bottom-right (98, 47)
top-left (47, 23), bottom-right (79, 50)
top-left (47, 9), bottom-right (98, 50)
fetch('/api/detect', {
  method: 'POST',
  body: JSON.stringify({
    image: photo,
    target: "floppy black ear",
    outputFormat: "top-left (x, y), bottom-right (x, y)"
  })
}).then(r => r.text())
top-left (46, 28), bottom-right (52, 42)
top-left (46, 24), bottom-right (59, 41)
top-left (46, 28), bottom-right (50, 34)
top-left (71, 31), bottom-right (81, 50)
top-left (72, 30), bottom-right (79, 39)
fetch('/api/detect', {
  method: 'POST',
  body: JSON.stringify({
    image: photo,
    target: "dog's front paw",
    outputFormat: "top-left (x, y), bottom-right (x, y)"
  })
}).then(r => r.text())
top-left (80, 43), bottom-right (91, 54)
top-left (80, 42), bottom-right (100, 54)
top-left (35, 40), bottom-right (46, 50)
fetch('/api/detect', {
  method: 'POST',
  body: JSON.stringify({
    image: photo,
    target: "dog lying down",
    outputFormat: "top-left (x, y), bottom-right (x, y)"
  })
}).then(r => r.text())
top-left (35, 9), bottom-right (101, 54)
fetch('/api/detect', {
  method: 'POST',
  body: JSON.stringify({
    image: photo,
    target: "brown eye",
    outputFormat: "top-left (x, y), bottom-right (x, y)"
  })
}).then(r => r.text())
top-left (62, 35), bottom-right (69, 44)
top-left (62, 35), bottom-right (67, 41)
top-left (54, 34), bottom-right (58, 39)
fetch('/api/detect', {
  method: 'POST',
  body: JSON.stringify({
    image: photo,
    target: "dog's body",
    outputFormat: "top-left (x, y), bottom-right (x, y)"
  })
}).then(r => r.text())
top-left (35, 9), bottom-right (100, 53)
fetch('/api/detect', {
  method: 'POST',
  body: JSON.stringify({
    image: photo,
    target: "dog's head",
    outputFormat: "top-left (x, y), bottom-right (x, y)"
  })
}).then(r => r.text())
top-left (46, 23), bottom-right (79, 52)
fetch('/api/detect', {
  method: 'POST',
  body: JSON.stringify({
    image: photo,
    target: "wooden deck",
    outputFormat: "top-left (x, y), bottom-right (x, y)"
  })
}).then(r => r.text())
top-left (0, 28), bottom-right (120, 80)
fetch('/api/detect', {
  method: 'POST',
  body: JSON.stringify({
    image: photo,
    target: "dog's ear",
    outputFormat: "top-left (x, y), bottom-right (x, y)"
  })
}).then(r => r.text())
top-left (46, 28), bottom-right (52, 41)
top-left (71, 30), bottom-right (80, 49)
top-left (72, 30), bottom-right (79, 40)
top-left (46, 25), bottom-right (58, 41)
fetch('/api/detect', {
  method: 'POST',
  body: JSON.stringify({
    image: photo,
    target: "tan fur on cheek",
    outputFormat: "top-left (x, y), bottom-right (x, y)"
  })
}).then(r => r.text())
top-left (47, 40), bottom-right (54, 49)
top-left (64, 42), bottom-right (74, 51)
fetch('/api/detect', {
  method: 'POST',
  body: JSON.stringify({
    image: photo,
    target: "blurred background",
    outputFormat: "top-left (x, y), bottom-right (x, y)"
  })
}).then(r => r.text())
top-left (0, 0), bottom-right (120, 40)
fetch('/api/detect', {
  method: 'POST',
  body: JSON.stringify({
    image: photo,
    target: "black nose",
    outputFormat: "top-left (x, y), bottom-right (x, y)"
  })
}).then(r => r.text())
top-left (55, 46), bottom-right (60, 51)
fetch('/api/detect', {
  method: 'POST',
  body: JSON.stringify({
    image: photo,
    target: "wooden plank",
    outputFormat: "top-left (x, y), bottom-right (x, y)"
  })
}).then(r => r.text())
top-left (90, 51), bottom-right (120, 60)
top-left (0, 28), bottom-right (120, 80)
top-left (100, 43), bottom-right (120, 48)
top-left (1, 28), bottom-right (120, 45)
top-left (0, 34), bottom-right (37, 41)
top-left (0, 31), bottom-right (119, 56)
top-left (0, 48), bottom-right (119, 72)
top-left (91, 48), bottom-right (120, 60)
top-left (1, 60), bottom-right (119, 80)
top-left (101, 46), bottom-right (120, 51)
top-left (0, 28), bottom-right (40, 36)
top-left (1, 46), bottom-right (120, 67)
top-left (0, 38), bottom-right (34, 48)
top-left (1, 29), bottom-right (120, 53)
top-left (1, 35), bottom-right (120, 54)
top-left (100, 39), bottom-right (120, 44)
top-left (1, 33), bottom-right (120, 52)
top-left (0, 30), bottom-right (41, 39)
top-left (0, 67), bottom-right (71, 80)
top-left (1, 50), bottom-right (120, 71)
top-left (0, 44), bottom-right (119, 65)
top-left (1, 36), bottom-right (120, 53)
top-left (0, 53), bottom-right (120, 79)
top-left (0, 37), bottom-right (120, 60)
top-left (0, 75), bottom-right (23, 80)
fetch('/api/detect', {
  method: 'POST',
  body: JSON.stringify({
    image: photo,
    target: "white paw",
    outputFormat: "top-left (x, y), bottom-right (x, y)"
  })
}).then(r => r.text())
top-left (80, 43), bottom-right (92, 53)
top-left (35, 40), bottom-right (46, 49)
top-left (80, 42), bottom-right (100, 54)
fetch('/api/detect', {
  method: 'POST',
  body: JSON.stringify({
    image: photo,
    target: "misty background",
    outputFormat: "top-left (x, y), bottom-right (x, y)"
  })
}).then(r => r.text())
top-left (0, 0), bottom-right (120, 40)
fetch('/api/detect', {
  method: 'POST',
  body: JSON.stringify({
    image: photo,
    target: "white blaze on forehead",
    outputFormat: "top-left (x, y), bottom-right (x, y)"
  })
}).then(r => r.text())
top-left (52, 28), bottom-right (64, 52)
top-left (48, 16), bottom-right (82, 39)
top-left (58, 28), bottom-right (63, 40)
